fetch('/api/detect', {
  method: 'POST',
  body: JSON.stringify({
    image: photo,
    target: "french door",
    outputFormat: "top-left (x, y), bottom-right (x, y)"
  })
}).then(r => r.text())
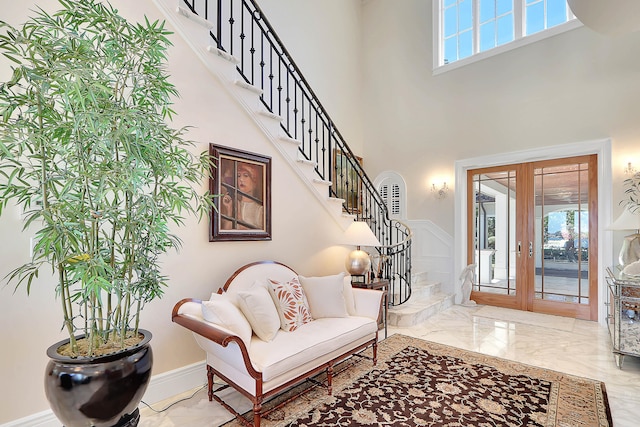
top-left (467, 155), bottom-right (598, 320)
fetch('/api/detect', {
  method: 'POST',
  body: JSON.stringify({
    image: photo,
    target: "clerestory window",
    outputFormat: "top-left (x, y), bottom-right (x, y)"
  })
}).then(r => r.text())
top-left (435, 0), bottom-right (578, 71)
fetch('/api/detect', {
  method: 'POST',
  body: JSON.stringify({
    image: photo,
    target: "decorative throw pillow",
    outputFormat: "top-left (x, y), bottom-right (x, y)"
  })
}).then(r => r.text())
top-left (298, 272), bottom-right (349, 319)
top-left (236, 281), bottom-right (281, 342)
top-left (267, 277), bottom-right (312, 332)
top-left (202, 294), bottom-right (252, 348)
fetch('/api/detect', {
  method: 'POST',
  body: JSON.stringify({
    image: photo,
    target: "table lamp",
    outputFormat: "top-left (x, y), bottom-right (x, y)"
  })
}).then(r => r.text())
top-left (608, 206), bottom-right (640, 266)
top-left (343, 221), bottom-right (381, 275)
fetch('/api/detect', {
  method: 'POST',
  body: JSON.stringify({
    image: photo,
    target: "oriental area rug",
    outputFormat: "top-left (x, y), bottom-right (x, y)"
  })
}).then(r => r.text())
top-left (224, 334), bottom-right (612, 427)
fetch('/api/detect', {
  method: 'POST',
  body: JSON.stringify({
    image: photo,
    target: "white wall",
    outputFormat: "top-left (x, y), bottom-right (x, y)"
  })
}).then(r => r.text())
top-left (0, 0), bottom-right (361, 423)
top-left (360, 0), bottom-right (640, 234)
top-left (256, 0), bottom-right (364, 154)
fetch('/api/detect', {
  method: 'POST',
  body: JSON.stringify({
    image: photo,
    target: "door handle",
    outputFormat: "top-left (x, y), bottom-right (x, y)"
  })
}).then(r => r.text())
top-left (529, 241), bottom-right (533, 258)
top-left (517, 241), bottom-right (521, 257)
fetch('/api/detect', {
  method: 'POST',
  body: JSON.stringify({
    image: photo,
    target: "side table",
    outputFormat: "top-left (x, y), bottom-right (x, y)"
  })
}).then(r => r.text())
top-left (351, 280), bottom-right (389, 339)
top-left (605, 266), bottom-right (640, 368)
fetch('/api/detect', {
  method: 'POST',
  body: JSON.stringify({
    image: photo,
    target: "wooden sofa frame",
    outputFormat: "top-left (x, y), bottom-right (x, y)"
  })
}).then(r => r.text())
top-left (171, 261), bottom-right (381, 427)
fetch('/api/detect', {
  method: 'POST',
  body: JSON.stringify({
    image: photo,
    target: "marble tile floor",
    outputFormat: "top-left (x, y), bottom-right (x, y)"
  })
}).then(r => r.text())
top-left (138, 305), bottom-right (640, 427)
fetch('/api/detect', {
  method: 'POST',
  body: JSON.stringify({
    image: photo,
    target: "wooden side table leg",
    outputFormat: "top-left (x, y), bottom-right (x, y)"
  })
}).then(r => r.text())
top-left (384, 287), bottom-right (388, 339)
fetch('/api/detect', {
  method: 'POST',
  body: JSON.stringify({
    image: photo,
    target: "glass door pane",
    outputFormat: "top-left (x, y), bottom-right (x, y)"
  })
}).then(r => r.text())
top-left (534, 163), bottom-right (590, 305)
top-left (472, 170), bottom-right (517, 296)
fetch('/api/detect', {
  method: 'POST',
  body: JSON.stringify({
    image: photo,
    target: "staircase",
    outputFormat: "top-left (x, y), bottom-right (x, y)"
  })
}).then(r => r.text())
top-left (388, 272), bottom-right (454, 327)
top-left (153, 0), bottom-right (456, 323)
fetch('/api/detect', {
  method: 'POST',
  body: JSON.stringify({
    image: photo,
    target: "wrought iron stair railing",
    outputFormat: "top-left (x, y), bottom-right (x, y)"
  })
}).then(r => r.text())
top-left (180, 0), bottom-right (412, 305)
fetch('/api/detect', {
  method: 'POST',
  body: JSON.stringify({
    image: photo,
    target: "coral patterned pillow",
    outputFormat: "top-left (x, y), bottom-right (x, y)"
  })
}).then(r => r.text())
top-left (267, 277), bottom-right (312, 332)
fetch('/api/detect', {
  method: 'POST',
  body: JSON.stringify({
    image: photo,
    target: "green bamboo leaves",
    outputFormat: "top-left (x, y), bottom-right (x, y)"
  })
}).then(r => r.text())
top-left (0, 0), bottom-right (212, 356)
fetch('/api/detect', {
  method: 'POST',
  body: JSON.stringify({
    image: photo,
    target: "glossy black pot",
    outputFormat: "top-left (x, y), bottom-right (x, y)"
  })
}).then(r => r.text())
top-left (44, 330), bottom-right (153, 427)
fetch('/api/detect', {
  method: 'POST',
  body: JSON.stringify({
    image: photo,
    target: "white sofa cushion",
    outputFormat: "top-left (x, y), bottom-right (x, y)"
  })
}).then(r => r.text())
top-left (249, 316), bottom-right (377, 382)
top-left (202, 294), bottom-right (252, 348)
top-left (267, 277), bottom-right (313, 332)
top-left (343, 275), bottom-right (357, 316)
top-left (237, 281), bottom-right (281, 342)
top-left (298, 273), bottom-right (349, 319)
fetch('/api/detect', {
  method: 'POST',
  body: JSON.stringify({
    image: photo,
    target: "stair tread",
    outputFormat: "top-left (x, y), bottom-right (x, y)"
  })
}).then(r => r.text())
top-left (412, 281), bottom-right (441, 288)
top-left (296, 158), bottom-right (316, 166)
top-left (278, 136), bottom-right (301, 148)
top-left (177, 6), bottom-right (214, 30)
top-left (234, 79), bottom-right (263, 94)
top-left (388, 293), bottom-right (455, 327)
top-left (313, 178), bottom-right (332, 185)
top-left (389, 293), bottom-right (453, 313)
top-left (205, 45), bottom-right (239, 64)
top-left (258, 110), bottom-right (282, 121)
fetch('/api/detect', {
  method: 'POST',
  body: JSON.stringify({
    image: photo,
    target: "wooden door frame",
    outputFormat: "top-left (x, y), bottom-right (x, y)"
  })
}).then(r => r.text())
top-left (527, 155), bottom-right (599, 320)
top-left (466, 164), bottom-right (527, 311)
top-left (454, 139), bottom-right (613, 325)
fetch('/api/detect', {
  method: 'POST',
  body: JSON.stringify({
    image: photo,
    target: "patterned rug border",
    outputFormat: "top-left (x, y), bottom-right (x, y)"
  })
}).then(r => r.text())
top-left (224, 334), bottom-right (613, 426)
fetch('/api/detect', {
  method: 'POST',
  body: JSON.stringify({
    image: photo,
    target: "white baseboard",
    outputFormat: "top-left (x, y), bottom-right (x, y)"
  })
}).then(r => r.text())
top-left (1, 360), bottom-right (207, 427)
top-left (140, 360), bottom-right (207, 406)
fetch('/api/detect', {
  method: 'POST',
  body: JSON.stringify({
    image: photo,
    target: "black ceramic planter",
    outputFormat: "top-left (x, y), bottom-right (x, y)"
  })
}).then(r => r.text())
top-left (44, 330), bottom-right (153, 427)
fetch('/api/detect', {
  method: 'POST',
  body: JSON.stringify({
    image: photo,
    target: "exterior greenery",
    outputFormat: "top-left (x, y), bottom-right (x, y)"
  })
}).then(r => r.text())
top-left (0, 0), bottom-right (212, 356)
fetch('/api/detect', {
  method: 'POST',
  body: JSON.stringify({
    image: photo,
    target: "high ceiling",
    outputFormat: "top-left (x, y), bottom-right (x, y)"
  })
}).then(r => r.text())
top-left (568, 0), bottom-right (640, 36)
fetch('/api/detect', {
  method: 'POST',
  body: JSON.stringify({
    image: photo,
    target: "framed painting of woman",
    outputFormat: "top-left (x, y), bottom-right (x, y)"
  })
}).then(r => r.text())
top-left (209, 144), bottom-right (272, 241)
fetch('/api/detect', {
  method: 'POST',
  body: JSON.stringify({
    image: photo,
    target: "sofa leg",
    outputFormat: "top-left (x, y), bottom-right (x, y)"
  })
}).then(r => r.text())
top-left (253, 401), bottom-right (262, 427)
top-left (207, 365), bottom-right (214, 401)
top-left (373, 340), bottom-right (378, 365)
top-left (327, 363), bottom-right (334, 395)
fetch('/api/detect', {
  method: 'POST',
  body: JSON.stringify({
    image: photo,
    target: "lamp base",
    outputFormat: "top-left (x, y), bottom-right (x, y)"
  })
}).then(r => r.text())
top-left (346, 249), bottom-right (371, 276)
top-left (619, 233), bottom-right (640, 267)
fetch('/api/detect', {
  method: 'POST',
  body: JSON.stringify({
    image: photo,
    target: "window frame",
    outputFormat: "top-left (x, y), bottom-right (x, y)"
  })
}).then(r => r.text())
top-left (433, 0), bottom-right (582, 75)
top-left (374, 171), bottom-right (407, 221)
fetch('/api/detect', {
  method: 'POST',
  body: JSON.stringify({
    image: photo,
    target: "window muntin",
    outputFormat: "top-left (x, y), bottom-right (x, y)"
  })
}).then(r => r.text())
top-left (443, 0), bottom-right (473, 63)
top-left (376, 172), bottom-right (407, 220)
top-left (380, 183), bottom-right (401, 217)
top-left (479, 0), bottom-right (514, 52)
top-left (439, 0), bottom-right (575, 67)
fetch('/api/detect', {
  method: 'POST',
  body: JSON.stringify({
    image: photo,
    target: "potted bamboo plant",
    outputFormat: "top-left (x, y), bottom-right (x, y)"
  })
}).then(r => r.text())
top-left (0, 1), bottom-right (211, 425)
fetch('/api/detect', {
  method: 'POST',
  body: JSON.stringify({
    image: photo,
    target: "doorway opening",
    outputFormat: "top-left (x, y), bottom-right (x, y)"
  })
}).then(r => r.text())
top-left (468, 157), bottom-right (597, 320)
top-left (454, 140), bottom-right (612, 323)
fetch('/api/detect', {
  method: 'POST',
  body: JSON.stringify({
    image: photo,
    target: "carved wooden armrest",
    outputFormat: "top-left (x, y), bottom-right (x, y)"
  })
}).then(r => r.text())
top-left (171, 298), bottom-right (260, 379)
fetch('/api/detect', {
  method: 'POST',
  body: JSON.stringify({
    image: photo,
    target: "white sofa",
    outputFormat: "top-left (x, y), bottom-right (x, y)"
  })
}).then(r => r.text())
top-left (172, 261), bottom-right (383, 427)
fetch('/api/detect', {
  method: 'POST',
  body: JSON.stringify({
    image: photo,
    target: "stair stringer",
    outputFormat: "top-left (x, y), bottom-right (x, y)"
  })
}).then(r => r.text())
top-left (152, 0), bottom-right (354, 230)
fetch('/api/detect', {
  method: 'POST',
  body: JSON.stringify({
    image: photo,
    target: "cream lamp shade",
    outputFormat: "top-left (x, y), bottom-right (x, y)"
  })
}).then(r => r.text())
top-left (343, 221), bottom-right (381, 276)
top-left (608, 206), bottom-right (640, 266)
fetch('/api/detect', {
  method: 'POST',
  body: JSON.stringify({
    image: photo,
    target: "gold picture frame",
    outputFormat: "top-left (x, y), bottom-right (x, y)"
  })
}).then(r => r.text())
top-left (333, 149), bottom-right (363, 214)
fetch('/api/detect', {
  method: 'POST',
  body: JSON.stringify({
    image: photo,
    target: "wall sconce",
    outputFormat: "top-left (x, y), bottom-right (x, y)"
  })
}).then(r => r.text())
top-left (624, 162), bottom-right (637, 175)
top-left (432, 182), bottom-right (449, 199)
